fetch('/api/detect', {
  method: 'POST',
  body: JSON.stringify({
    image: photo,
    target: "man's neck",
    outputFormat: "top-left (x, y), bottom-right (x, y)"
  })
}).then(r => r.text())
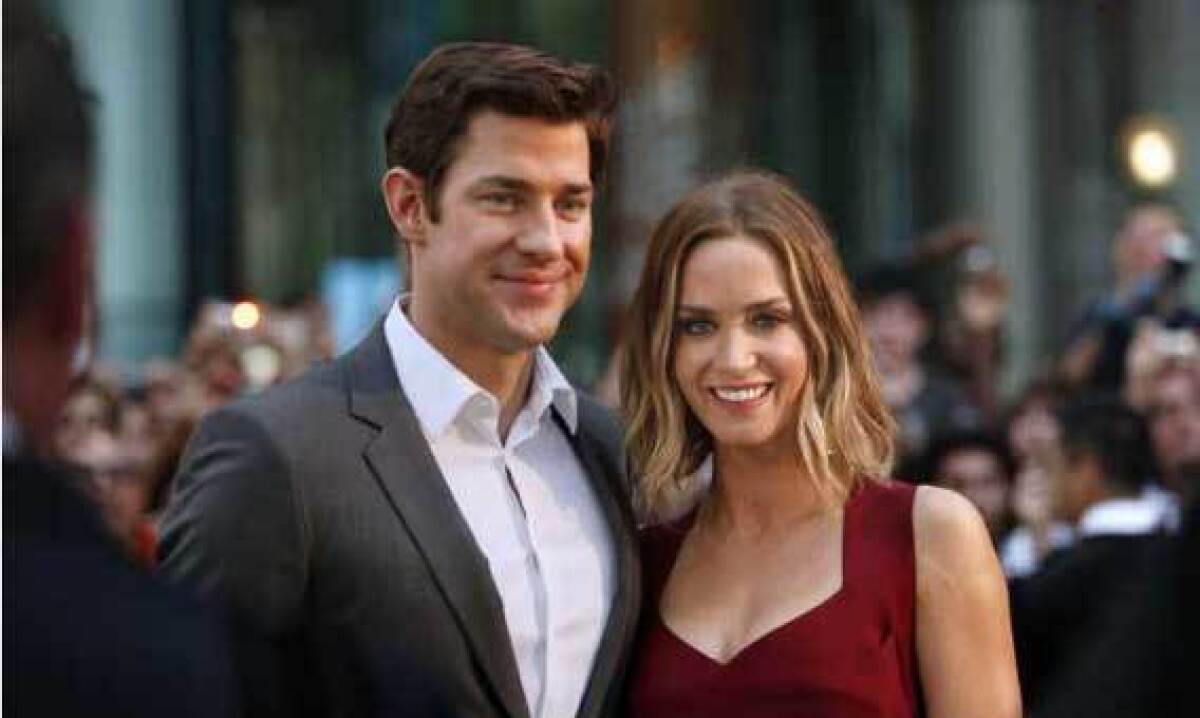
top-left (404, 301), bottom-right (537, 441)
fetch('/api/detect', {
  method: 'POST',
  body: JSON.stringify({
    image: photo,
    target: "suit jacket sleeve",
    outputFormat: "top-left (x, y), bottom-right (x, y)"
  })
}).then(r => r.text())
top-left (157, 404), bottom-right (311, 715)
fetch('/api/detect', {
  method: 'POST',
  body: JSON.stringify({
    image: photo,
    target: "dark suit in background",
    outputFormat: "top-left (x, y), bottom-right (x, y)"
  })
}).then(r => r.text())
top-left (1010, 530), bottom-right (1167, 708)
top-left (1039, 497), bottom-right (1198, 717)
top-left (4, 456), bottom-right (240, 717)
top-left (158, 327), bottom-right (640, 718)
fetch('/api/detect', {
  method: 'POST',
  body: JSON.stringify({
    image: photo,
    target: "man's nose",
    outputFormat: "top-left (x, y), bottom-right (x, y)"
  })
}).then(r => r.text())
top-left (516, 200), bottom-right (565, 261)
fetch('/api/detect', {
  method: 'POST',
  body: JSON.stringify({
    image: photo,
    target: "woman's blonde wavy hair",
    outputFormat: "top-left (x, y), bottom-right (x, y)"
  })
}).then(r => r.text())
top-left (620, 171), bottom-right (895, 522)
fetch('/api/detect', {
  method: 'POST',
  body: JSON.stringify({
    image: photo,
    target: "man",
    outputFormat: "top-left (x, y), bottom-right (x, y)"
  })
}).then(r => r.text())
top-left (3, 2), bottom-right (237, 715)
top-left (1060, 204), bottom-right (1195, 391)
top-left (158, 42), bottom-right (639, 718)
top-left (923, 430), bottom-right (1016, 544)
top-left (858, 264), bottom-right (981, 470)
top-left (1010, 398), bottom-right (1166, 711)
top-left (1145, 358), bottom-right (1200, 507)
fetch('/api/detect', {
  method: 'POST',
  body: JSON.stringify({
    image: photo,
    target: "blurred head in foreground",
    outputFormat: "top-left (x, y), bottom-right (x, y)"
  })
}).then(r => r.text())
top-left (3, 0), bottom-right (94, 455)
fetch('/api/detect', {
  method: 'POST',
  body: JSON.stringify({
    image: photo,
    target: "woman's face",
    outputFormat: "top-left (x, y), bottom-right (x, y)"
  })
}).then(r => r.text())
top-left (672, 236), bottom-right (809, 455)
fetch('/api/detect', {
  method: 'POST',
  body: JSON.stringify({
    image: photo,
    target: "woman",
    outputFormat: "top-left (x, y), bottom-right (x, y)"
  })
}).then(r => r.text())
top-left (621, 171), bottom-right (1020, 717)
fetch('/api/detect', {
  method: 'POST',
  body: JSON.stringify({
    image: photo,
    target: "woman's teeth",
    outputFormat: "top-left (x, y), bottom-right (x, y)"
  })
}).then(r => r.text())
top-left (712, 385), bottom-right (769, 402)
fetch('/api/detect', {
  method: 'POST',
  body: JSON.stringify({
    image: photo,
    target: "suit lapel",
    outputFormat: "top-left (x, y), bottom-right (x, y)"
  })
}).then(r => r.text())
top-left (556, 405), bottom-right (642, 718)
top-left (346, 327), bottom-right (530, 718)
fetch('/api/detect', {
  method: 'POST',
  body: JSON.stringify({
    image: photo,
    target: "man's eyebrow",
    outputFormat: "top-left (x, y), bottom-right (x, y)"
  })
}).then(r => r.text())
top-left (561, 182), bottom-right (593, 196)
top-left (471, 175), bottom-right (593, 195)
top-left (472, 175), bottom-right (532, 191)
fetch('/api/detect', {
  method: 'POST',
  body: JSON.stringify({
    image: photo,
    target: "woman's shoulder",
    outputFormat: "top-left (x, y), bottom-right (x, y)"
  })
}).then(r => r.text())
top-left (912, 485), bottom-right (989, 546)
top-left (911, 485), bottom-right (997, 589)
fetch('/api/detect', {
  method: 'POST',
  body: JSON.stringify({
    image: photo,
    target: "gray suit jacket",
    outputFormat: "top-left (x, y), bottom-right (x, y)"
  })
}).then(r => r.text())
top-left (158, 326), bottom-right (641, 718)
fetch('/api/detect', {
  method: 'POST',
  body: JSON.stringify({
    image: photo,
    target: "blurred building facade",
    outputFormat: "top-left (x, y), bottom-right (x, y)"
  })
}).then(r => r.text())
top-left (52, 0), bottom-right (1200, 392)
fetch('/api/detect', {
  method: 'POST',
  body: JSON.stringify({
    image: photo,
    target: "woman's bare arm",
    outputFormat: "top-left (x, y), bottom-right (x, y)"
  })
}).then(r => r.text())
top-left (914, 486), bottom-right (1021, 718)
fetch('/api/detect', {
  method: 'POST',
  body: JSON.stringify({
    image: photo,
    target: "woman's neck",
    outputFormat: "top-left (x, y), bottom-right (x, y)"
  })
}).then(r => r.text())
top-left (704, 444), bottom-right (831, 540)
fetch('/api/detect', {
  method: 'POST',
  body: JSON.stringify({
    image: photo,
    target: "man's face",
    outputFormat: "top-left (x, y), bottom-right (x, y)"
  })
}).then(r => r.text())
top-left (1114, 207), bottom-right (1178, 284)
top-left (865, 295), bottom-right (927, 373)
top-left (406, 111), bottom-right (593, 359)
top-left (935, 448), bottom-right (1011, 537)
top-left (1148, 367), bottom-right (1200, 491)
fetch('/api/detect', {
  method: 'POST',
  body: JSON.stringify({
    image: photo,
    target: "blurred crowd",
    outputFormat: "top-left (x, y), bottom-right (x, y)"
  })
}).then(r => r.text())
top-left (52, 203), bottom-right (1197, 714)
top-left (54, 299), bottom-right (333, 565)
top-left (858, 204), bottom-right (1198, 713)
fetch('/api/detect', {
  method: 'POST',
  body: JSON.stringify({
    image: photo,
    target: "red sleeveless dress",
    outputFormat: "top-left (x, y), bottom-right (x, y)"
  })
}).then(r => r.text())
top-left (627, 480), bottom-right (924, 718)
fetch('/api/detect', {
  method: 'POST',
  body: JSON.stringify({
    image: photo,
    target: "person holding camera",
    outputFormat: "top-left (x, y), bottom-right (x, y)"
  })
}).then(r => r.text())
top-left (1060, 203), bottom-right (1196, 392)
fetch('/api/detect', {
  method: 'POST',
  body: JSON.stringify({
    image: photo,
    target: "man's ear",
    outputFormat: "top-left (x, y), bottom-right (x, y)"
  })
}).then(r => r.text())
top-left (381, 167), bottom-right (429, 246)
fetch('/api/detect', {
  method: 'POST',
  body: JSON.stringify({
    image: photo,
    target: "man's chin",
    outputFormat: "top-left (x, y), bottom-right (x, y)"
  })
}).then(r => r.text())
top-left (482, 315), bottom-right (559, 354)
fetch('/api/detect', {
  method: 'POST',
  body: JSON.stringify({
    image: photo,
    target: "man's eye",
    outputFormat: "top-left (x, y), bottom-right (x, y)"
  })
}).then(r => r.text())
top-left (676, 318), bottom-right (715, 336)
top-left (481, 193), bottom-right (518, 210)
top-left (556, 197), bottom-right (590, 218)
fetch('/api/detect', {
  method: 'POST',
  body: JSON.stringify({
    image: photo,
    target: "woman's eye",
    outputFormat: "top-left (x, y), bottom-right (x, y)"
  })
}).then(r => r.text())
top-left (676, 318), bottom-right (714, 336)
top-left (751, 313), bottom-right (783, 330)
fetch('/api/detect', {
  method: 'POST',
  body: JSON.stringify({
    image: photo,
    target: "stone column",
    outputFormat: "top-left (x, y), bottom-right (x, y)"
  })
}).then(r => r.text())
top-left (53, 0), bottom-right (186, 363)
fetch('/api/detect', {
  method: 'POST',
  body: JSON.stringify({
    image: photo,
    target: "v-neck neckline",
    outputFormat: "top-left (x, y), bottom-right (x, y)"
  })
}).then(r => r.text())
top-left (654, 500), bottom-right (850, 667)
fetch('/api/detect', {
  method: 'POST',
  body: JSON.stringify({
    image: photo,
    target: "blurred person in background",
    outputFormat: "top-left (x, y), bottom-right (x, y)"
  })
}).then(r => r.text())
top-left (2, 2), bottom-right (237, 714)
top-left (54, 370), bottom-right (123, 458)
top-left (923, 430), bottom-right (1017, 546)
top-left (182, 321), bottom-right (246, 412)
top-left (1010, 397), bottom-right (1167, 712)
top-left (858, 263), bottom-right (981, 476)
top-left (1060, 203), bottom-right (1196, 392)
top-left (142, 358), bottom-right (187, 427)
top-left (998, 379), bottom-right (1075, 577)
top-left (912, 221), bottom-right (1012, 423)
top-left (1124, 321), bottom-right (1200, 521)
top-left (1038, 484), bottom-right (1198, 718)
top-left (60, 427), bottom-right (156, 564)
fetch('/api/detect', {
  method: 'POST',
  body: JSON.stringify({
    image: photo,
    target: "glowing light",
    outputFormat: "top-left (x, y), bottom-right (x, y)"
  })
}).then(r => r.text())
top-left (230, 301), bottom-right (261, 330)
top-left (1126, 125), bottom-right (1178, 188)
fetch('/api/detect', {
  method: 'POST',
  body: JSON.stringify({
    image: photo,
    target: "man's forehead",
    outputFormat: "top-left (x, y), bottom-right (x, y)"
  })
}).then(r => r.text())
top-left (449, 112), bottom-right (591, 181)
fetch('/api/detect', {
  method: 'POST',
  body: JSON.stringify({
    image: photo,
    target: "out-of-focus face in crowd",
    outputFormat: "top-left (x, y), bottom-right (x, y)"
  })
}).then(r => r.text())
top-left (1112, 205), bottom-right (1180, 288)
top-left (1146, 363), bottom-right (1200, 494)
top-left (934, 447), bottom-right (1012, 539)
top-left (1007, 397), bottom-right (1061, 463)
top-left (864, 294), bottom-right (927, 375)
top-left (59, 424), bottom-right (149, 545)
top-left (55, 379), bottom-right (119, 459)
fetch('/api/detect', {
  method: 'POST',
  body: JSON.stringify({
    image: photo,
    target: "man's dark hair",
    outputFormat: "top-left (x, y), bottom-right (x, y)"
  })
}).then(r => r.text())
top-left (3, 0), bottom-right (94, 322)
top-left (855, 262), bottom-right (937, 318)
top-left (1059, 395), bottom-right (1156, 494)
top-left (924, 429), bottom-right (1017, 485)
top-left (383, 41), bottom-right (616, 222)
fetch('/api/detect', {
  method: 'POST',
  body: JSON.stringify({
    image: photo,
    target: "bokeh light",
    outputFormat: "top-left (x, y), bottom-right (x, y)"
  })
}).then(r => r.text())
top-left (230, 301), bottom-right (262, 331)
top-left (1125, 121), bottom-right (1179, 189)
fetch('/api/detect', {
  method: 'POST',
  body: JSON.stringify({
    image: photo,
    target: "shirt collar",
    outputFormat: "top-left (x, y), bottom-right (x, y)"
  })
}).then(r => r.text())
top-left (1078, 493), bottom-right (1169, 537)
top-left (383, 298), bottom-right (577, 438)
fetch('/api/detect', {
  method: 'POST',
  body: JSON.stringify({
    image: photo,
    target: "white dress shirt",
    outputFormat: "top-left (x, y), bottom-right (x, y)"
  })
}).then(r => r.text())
top-left (384, 300), bottom-right (615, 718)
top-left (1078, 492), bottom-right (1172, 537)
